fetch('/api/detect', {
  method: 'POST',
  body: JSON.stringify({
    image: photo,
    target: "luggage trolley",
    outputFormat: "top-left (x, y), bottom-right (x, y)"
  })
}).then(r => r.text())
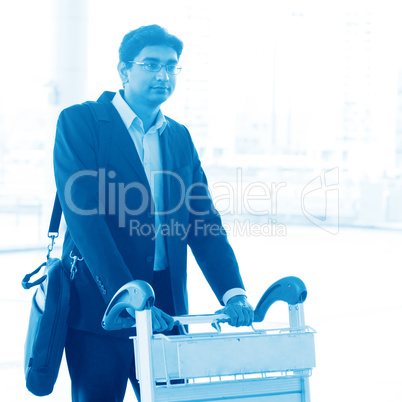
top-left (103, 277), bottom-right (316, 401)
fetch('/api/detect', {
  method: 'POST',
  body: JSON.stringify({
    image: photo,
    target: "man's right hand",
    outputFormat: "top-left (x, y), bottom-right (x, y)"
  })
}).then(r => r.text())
top-left (124, 306), bottom-right (174, 332)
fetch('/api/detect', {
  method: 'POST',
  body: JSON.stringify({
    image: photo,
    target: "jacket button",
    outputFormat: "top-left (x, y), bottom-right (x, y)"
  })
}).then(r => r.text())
top-left (102, 289), bottom-right (107, 295)
top-left (146, 256), bottom-right (153, 263)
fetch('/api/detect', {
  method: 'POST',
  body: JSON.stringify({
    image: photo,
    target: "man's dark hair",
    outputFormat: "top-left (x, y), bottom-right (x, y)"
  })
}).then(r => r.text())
top-left (119, 25), bottom-right (183, 63)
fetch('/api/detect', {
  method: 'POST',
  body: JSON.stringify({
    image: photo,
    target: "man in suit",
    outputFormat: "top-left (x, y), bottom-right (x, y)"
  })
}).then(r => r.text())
top-left (54, 25), bottom-right (253, 401)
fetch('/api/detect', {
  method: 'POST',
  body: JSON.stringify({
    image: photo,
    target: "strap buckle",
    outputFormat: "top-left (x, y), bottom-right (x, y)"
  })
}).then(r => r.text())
top-left (69, 251), bottom-right (83, 280)
top-left (46, 232), bottom-right (59, 259)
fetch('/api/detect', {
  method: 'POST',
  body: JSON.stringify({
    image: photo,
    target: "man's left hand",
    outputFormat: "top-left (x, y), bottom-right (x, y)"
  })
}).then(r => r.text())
top-left (217, 295), bottom-right (254, 327)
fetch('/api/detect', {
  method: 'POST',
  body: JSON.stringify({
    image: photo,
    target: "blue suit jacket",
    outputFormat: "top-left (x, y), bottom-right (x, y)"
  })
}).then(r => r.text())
top-left (54, 91), bottom-right (244, 336)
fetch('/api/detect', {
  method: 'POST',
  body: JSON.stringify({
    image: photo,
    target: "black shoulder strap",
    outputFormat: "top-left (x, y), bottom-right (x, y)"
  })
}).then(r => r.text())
top-left (48, 193), bottom-right (62, 235)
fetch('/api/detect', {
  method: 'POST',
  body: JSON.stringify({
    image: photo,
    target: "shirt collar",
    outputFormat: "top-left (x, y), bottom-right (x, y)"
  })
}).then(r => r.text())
top-left (111, 90), bottom-right (167, 135)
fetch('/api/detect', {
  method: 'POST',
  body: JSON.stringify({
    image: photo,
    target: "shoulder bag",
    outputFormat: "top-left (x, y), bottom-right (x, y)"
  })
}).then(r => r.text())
top-left (21, 194), bottom-right (82, 396)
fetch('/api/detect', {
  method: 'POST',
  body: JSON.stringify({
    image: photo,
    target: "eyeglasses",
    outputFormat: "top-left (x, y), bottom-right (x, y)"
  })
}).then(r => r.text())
top-left (129, 61), bottom-right (182, 75)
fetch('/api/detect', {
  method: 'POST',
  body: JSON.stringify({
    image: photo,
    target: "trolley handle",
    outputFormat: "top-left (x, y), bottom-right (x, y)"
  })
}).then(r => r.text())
top-left (102, 280), bottom-right (155, 330)
top-left (102, 276), bottom-right (307, 331)
top-left (171, 276), bottom-right (307, 327)
top-left (253, 276), bottom-right (307, 322)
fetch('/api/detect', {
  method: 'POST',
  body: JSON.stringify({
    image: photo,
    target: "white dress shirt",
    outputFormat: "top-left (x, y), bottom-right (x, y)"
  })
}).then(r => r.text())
top-left (112, 90), bottom-right (167, 271)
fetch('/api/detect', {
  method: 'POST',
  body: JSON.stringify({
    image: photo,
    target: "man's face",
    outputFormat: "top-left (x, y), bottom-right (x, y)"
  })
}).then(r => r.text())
top-left (124, 45), bottom-right (179, 109)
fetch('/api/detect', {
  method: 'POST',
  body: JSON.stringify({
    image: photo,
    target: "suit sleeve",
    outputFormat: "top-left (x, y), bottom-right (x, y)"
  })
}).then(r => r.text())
top-left (184, 129), bottom-right (246, 304)
top-left (53, 105), bottom-right (133, 304)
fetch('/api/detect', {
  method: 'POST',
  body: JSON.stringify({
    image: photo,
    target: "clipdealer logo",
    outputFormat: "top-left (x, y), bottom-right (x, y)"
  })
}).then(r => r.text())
top-left (62, 167), bottom-right (339, 236)
top-left (128, 218), bottom-right (287, 239)
top-left (301, 167), bottom-right (339, 235)
top-left (63, 168), bottom-right (288, 222)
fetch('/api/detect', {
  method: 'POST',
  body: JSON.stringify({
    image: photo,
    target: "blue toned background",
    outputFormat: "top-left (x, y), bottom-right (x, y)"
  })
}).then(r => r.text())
top-left (0, 0), bottom-right (401, 401)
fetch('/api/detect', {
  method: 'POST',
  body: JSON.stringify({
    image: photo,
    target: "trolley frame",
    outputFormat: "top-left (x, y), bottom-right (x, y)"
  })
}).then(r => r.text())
top-left (103, 277), bottom-right (316, 402)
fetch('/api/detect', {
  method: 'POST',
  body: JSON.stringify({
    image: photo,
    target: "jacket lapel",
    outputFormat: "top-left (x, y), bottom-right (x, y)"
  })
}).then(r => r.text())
top-left (105, 102), bottom-right (150, 189)
top-left (160, 121), bottom-right (174, 169)
top-left (160, 121), bottom-right (175, 208)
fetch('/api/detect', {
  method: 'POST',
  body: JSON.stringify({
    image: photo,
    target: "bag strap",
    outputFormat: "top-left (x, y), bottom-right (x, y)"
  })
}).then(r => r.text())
top-left (21, 262), bottom-right (47, 289)
top-left (45, 193), bottom-right (62, 258)
top-left (46, 193), bottom-right (81, 259)
top-left (48, 193), bottom-right (62, 235)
